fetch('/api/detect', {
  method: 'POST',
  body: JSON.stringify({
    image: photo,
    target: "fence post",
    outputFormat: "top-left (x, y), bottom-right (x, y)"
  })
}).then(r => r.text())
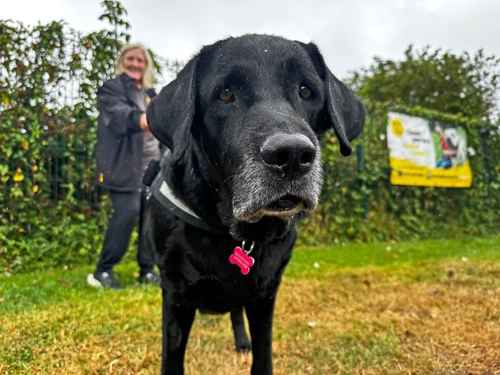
top-left (479, 128), bottom-right (492, 198)
top-left (356, 144), bottom-right (369, 218)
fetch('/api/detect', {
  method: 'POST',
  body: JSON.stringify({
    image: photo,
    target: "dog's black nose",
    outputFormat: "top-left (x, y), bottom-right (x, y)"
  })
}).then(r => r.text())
top-left (260, 133), bottom-right (316, 178)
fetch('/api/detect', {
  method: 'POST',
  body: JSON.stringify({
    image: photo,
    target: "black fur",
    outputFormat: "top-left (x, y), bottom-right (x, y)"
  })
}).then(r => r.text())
top-left (142, 34), bottom-right (364, 375)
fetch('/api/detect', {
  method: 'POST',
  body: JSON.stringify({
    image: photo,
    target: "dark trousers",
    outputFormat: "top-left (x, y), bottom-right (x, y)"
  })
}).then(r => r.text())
top-left (96, 189), bottom-right (155, 275)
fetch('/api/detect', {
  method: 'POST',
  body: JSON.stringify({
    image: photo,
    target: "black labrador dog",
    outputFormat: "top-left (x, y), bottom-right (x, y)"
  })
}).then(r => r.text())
top-left (142, 34), bottom-right (364, 375)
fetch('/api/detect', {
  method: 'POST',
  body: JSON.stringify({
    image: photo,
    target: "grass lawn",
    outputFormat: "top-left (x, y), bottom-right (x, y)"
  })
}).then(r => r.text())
top-left (1, 235), bottom-right (500, 374)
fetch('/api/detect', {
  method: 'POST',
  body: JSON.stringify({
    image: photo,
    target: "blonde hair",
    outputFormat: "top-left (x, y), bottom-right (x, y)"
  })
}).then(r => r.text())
top-left (115, 43), bottom-right (155, 88)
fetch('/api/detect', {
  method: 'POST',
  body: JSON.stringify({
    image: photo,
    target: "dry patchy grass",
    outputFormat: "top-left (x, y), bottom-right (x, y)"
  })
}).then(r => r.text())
top-left (1, 250), bottom-right (500, 374)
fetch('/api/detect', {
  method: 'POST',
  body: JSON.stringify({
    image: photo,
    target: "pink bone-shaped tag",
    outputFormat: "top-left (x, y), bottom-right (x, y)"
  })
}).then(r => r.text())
top-left (229, 246), bottom-right (255, 275)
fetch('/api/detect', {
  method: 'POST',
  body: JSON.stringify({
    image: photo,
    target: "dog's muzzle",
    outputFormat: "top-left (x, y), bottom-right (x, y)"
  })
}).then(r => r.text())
top-left (232, 132), bottom-right (322, 222)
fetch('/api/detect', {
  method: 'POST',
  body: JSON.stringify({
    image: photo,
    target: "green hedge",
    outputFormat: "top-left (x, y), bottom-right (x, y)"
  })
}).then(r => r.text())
top-left (1, 15), bottom-right (499, 272)
top-left (2, 102), bottom-right (499, 273)
top-left (0, 112), bottom-right (107, 273)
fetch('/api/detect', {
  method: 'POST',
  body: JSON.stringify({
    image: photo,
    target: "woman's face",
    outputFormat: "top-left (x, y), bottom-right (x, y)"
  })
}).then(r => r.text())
top-left (122, 48), bottom-right (146, 82)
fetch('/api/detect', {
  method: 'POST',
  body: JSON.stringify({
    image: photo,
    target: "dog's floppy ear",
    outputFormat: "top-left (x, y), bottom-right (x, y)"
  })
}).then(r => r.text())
top-left (147, 57), bottom-right (197, 152)
top-left (300, 42), bottom-right (365, 156)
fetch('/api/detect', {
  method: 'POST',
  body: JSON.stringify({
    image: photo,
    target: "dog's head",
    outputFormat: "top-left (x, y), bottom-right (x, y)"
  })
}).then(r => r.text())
top-left (444, 128), bottom-right (459, 150)
top-left (148, 35), bottom-right (364, 238)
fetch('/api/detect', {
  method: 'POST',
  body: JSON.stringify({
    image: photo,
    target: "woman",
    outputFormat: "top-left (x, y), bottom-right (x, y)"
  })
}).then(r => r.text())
top-left (87, 43), bottom-right (161, 289)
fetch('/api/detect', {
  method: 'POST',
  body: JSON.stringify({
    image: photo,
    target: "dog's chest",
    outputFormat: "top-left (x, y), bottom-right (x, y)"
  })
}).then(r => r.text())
top-left (162, 228), bottom-right (294, 311)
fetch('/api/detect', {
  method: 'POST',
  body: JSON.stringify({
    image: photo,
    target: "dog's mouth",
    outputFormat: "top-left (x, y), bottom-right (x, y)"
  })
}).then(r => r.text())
top-left (262, 194), bottom-right (304, 214)
top-left (238, 194), bottom-right (314, 222)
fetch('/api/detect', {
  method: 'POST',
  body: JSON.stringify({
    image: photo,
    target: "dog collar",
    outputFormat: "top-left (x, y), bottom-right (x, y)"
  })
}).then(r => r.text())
top-left (149, 164), bottom-right (257, 275)
top-left (150, 174), bottom-right (227, 234)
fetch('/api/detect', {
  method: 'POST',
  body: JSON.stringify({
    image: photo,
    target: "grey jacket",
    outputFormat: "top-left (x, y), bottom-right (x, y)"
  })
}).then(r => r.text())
top-left (95, 73), bottom-right (156, 191)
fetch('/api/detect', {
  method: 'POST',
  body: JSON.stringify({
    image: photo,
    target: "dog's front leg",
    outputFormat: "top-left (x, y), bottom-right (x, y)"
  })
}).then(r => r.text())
top-left (161, 289), bottom-right (196, 375)
top-left (245, 295), bottom-right (276, 375)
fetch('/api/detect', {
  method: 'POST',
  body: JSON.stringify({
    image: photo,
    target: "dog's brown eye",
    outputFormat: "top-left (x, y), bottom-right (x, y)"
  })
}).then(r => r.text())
top-left (219, 88), bottom-right (235, 103)
top-left (299, 85), bottom-right (312, 100)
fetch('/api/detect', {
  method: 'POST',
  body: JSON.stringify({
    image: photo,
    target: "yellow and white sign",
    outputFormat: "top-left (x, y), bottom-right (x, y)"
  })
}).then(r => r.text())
top-left (387, 112), bottom-right (472, 188)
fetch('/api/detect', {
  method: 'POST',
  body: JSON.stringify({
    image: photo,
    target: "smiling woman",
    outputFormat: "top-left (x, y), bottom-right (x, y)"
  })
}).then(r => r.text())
top-left (116, 44), bottom-right (156, 92)
top-left (88, 43), bottom-right (162, 290)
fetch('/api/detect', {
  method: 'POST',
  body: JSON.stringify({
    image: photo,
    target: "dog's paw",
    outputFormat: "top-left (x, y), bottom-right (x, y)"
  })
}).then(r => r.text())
top-left (235, 340), bottom-right (252, 353)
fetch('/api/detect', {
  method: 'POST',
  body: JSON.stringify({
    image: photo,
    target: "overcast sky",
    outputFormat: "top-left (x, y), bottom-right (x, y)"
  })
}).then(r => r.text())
top-left (3, 0), bottom-right (500, 83)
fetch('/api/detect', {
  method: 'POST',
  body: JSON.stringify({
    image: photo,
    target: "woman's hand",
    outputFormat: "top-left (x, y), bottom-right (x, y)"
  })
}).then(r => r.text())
top-left (139, 113), bottom-right (150, 132)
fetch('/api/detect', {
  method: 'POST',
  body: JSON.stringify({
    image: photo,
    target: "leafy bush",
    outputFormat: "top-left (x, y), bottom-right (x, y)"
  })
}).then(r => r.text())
top-left (350, 45), bottom-right (500, 120)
